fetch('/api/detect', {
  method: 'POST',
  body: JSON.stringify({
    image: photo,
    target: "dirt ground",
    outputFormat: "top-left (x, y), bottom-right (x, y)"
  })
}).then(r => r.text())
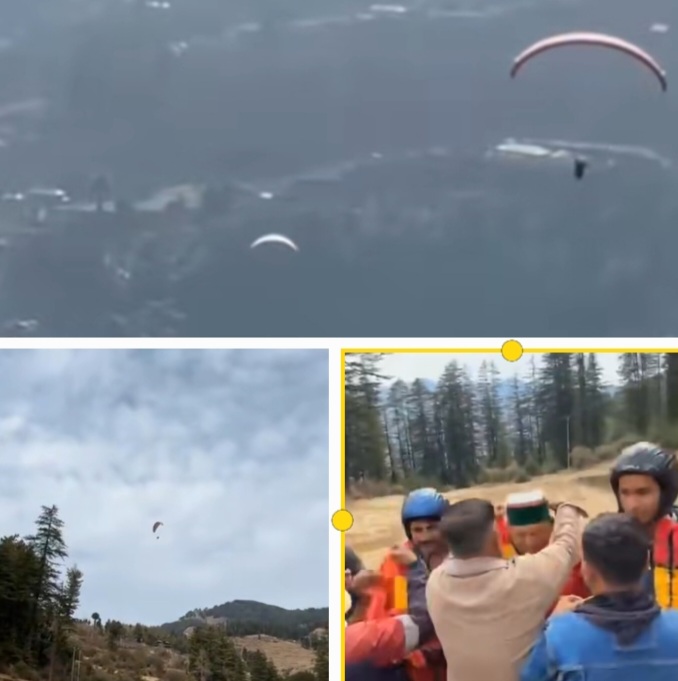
top-left (347, 462), bottom-right (618, 568)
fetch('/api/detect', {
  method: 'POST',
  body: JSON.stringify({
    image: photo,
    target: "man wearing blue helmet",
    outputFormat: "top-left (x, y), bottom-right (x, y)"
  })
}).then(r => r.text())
top-left (362, 488), bottom-right (449, 681)
top-left (400, 488), bottom-right (450, 571)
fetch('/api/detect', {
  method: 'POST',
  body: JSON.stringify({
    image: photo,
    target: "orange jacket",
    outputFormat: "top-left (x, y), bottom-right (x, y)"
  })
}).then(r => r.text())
top-left (346, 618), bottom-right (408, 667)
top-left (363, 544), bottom-right (444, 681)
top-left (653, 515), bottom-right (678, 608)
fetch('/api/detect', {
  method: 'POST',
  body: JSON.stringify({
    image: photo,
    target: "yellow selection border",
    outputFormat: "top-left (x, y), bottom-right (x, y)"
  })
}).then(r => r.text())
top-left (333, 339), bottom-right (678, 680)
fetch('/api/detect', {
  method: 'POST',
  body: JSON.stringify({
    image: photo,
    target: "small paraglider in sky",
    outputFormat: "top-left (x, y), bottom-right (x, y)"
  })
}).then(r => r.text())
top-left (574, 157), bottom-right (588, 180)
top-left (250, 234), bottom-right (299, 252)
top-left (152, 521), bottom-right (164, 539)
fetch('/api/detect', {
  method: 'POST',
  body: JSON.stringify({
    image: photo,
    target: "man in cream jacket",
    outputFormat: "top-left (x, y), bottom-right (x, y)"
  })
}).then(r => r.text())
top-left (426, 498), bottom-right (585, 681)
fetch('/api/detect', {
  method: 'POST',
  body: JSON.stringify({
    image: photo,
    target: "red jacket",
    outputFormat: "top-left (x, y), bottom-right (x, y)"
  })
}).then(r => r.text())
top-left (346, 618), bottom-right (411, 666)
top-left (560, 562), bottom-right (590, 600)
top-left (362, 544), bottom-right (444, 681)
top-left (496, 513), bottom-right (590, 607)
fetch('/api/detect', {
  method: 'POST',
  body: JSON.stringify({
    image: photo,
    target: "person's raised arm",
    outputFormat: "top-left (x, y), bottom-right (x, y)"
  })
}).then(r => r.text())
top-left (515, 504), bottom-right (585, 610)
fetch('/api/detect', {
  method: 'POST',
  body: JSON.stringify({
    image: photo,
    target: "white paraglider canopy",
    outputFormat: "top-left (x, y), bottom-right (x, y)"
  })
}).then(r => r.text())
top-left (250, 233), bottom-right (299, 252)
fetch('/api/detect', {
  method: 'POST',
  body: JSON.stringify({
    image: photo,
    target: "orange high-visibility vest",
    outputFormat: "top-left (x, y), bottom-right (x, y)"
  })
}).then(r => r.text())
top-left (496, 514), bottom-right (517, 559)
top-left (653, 516), bottom-right (678, 609)
top-left (364, 543), bottom-right (442, 681)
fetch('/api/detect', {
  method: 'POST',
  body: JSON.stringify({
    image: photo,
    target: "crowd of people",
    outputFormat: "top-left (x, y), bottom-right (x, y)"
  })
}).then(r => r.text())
top-left (345, 441), bottom-right (678, 681)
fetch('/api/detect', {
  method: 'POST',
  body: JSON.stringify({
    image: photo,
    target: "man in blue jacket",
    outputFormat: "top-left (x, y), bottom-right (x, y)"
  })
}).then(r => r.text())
top-left (521, 512), bottom-right (678, 681)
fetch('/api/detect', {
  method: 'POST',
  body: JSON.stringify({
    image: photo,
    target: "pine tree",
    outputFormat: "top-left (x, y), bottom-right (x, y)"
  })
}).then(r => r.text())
top-left (312, 636), bottom-right (328, 681)
top-left (25, 505), bottom-right (68, 659)
top-left (58, 566), bottom-right (83, 625)
top-left (539, 353), bottom-right (575, 467)
top-left (345, 354), bottom-right (389, 481)
top-left (510, 375), bottom-right (531, 467)
top-left (477, 361), bottom-right (508, 468)
top-left (345, 352), bottom-right (673, 487)
top-left (618, 353), bottom-right (656, 434)
top-left (0, 535), bottom-right (41, 662)
top-left (666, 353), bottom-right (678, 424)
top-left (585, 354), bottom-right (606, 447)
top-left (386, 380), bottom-right (414, 477)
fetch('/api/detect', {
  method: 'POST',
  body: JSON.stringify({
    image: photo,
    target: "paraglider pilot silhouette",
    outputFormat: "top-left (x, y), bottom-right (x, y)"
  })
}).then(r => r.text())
top-left (574, 157), bottom-right (588, 180)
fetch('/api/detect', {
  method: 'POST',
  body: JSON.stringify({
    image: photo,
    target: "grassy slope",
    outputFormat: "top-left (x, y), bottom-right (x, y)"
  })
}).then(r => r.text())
top-left (0, 624), bottom-right (316, 681)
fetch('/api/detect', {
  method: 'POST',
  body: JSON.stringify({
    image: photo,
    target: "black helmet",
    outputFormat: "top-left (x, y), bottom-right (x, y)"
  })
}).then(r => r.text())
top-left (610, 442), bottom-right (678, 519)
top-left (344, 545), bottom-right (364, 622)
top-left (345, 545), bottom-right (364, 576)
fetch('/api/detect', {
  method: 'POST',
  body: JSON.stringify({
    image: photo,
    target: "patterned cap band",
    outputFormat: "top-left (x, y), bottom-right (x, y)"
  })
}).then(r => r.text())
top-left (506, 503), bottom-right (552, 526)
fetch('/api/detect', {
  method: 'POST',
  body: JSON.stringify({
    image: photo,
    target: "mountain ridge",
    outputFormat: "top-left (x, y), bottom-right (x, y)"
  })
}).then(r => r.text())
top-left (160, 599), bottom-right (329, 642)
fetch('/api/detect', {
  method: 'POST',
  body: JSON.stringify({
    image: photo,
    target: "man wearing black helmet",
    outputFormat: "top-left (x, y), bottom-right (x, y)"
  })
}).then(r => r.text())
top-left (609, 442), bottom-right (678, 608)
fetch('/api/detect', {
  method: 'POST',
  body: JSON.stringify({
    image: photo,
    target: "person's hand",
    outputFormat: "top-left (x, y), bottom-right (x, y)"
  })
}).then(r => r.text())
top-left (552, 501), bottom-right (589, 518)
top-left (349, 569), bottom-right (381, 594)
top-left (387, 545), bottom-right (418, 567)
top-left (551, 595), bottom-right (584, 616)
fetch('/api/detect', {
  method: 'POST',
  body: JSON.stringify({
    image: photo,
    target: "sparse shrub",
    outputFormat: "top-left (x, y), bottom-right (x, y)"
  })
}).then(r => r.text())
top-left (612, 434), bottom-right (644, 451)
top-left (147, 653), bottom-right (165, 675)
top-left (166, 670), bottom-right (188, 681)
top-left (477, 467), bottom-right (505, 484)
top-left (12, 661), bottom-right (40, 681)
top-left (648, 424), bottom-right (678, 450)
top-left (539, 456), bottom-right (561, 475)
top-left (92, 671), bottom-right (118, 681)
top-left (401, 474), bottom-right (446, 492)
top-left (523, 459), bottom-right (541, 476)
top-left (593, 443), bottom-right (618, 462)
top-left (131, 650), bottom-right (148, 669)
top-left (348, 479), bottom-right (404, 499)
top-left (514, 469), bottom-right (531, 483)
top-left (349, 474), bottom-right (448, 499)
top-left (478, 463), bottom-right (530, 484)
top-left (570, 446), bottom-right (595, 470)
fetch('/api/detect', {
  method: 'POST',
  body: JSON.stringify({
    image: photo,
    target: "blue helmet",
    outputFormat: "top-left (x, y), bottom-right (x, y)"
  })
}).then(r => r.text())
top-left (401, 488), bottom-right (448, 531)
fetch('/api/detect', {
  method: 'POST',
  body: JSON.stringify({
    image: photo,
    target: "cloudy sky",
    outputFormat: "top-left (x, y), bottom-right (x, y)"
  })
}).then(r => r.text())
top-left (380, 352), bottom-right (624, 385)
top-left (0, 350), bottom-right (328, 625)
